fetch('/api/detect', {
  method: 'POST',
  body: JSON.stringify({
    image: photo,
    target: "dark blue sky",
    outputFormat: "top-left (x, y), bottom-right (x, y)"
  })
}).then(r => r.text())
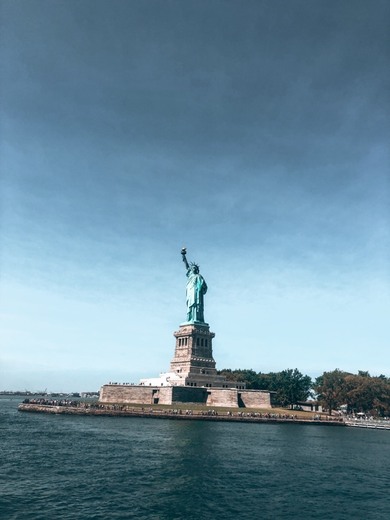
top-left (1, 0), bottom-right (389, 391)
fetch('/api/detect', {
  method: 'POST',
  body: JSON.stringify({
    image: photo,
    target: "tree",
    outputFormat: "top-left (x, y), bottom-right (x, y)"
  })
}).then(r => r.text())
top-left (345, 374), bottom-right (390, 416)
top-left (238, 369), bottom-right (262, 389)
top-left (217, 369), bottom-right (272, 389)
top-left (271, 369), bottom-right (312, 408)
top-left (219, 366), bottom-right (390, 416)
top-left (314, 369), bottom-right (351, 415)
top-left (372, 378), bottom-right (390, 416)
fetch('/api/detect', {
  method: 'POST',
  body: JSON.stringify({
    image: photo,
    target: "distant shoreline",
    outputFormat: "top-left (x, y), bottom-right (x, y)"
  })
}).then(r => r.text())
top-left (18, 403), bottom-right (345, 426)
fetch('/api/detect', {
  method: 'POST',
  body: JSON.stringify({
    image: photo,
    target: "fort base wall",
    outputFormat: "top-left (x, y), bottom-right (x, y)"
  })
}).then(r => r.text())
top-left (239, 390), bottom-right (272, 408)
top-left (206, 388), bottom-right (239, 407)
top-left (99, 385), bottom-right (156, 405)
top-left (99, 384), bottom-right (272, 409)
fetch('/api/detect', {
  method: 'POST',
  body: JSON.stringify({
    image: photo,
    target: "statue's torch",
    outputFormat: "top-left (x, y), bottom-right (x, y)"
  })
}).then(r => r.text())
top-left (181, 247), bottom-right (189, 269)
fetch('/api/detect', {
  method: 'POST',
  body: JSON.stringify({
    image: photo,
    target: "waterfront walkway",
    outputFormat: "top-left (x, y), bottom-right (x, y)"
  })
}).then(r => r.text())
top-left (18, 400), bottom-right (345, 426)
top-left (344, 418), bottom-right (390, 430)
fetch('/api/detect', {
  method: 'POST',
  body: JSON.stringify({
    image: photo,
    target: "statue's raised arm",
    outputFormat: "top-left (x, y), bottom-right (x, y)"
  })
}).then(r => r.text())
top-left (181, 247), bottom-right (190, 270)
top-left (180, 247), bottom-right (207, 323)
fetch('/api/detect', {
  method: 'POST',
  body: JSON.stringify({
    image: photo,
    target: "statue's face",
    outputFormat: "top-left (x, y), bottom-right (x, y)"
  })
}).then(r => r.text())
top-left (192, 266), bottom-right (199, 274)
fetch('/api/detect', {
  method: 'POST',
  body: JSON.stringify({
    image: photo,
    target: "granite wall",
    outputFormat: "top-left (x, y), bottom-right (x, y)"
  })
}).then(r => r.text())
top-left (99, 384), bottom-right (272, 409)
top-left (99, 385), bottom-right (155, 404)
top-left (239, 390), bottom-right (271, 408)
top-left (206, 388), bottom-right (239, 407)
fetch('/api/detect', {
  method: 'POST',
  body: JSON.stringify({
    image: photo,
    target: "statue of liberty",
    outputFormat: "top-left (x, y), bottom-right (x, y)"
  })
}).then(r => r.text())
top-left (181, 248), bottom-right (207, 323)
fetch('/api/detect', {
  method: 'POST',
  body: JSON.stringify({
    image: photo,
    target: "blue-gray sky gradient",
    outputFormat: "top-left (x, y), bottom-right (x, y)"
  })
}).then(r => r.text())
top-left (1, 0), bottom-right (389, 391)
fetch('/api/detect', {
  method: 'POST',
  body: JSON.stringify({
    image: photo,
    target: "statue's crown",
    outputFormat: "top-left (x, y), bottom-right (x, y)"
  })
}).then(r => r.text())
top-left (190, 261), bottom-right (199, 270)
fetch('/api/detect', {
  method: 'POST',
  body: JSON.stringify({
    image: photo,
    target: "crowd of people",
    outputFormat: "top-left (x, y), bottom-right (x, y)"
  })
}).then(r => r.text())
top-left (21, 399), bottom-right (343, 422)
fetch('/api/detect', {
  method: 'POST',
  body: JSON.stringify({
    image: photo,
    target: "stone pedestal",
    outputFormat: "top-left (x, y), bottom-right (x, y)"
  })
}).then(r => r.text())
top-left (170, 322), bottom-right (244, 389)
top-left (99, 320), bottom-right (273, 408)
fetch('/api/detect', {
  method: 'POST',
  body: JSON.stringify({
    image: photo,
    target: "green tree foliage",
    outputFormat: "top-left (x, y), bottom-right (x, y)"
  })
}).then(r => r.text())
top-left (344, 373), bottom-right (390, 416)
top-left (218, 368), bottom-right (312, 408)
top-left (217, 369), bottom-right (271, 389)
top-left (314, 369), bottom-right (351, 415)
top-left (314, 370), bottom-right (390, 416)
top-left (271, 369), bottom-right (312, 408)
top-left (219, 367), bottom-right (390, 416)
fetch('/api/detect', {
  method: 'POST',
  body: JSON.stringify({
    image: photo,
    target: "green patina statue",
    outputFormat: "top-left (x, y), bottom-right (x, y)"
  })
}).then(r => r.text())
top-left (181, 247), bottom-right (208, 323)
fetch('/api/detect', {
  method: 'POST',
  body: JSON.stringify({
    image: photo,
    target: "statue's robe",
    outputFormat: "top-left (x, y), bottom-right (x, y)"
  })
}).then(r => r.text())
top-left (186, 269), bottom-right (207, 322)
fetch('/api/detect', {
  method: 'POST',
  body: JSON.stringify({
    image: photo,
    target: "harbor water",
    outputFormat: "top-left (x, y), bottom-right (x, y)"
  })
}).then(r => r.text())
top-left (1, 398), bottom-right (389, 519)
